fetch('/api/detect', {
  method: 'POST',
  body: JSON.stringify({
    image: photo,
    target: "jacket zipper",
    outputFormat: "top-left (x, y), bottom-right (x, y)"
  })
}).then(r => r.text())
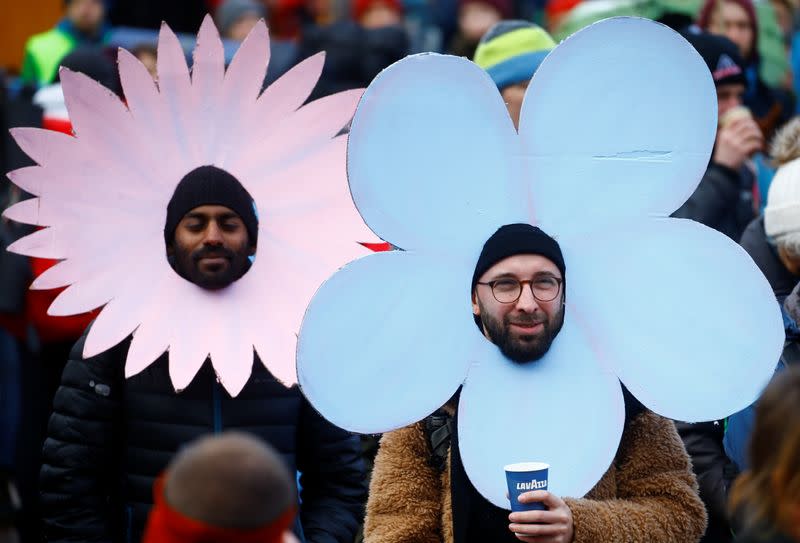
top-left (212, 379), bottom-right (222, 434)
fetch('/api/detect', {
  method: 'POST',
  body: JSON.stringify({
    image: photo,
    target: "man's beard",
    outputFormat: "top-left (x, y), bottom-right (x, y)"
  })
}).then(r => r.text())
top-left (172, 245), bottom-right (251, 290)
top-left (479, 303), bottom-right (564, 364)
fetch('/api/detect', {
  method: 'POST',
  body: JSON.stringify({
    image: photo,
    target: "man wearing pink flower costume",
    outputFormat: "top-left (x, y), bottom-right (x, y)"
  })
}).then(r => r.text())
top-left (364, 223), bottom-right (707, 543)
top-left (39, 165), bottom-right (367, 543)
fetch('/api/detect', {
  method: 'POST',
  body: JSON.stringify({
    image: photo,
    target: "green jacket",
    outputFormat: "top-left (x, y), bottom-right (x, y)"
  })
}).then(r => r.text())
top-left (21, 21), bottom-right (110, 86)
top-left (21, 27), bottom-right (76, 85)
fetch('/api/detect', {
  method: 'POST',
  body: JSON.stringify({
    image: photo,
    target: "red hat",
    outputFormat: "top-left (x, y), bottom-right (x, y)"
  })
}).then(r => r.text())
top-left (142, 475), bottom-right (296, 543)
top-left (353, 0), bottom-right (403, 22)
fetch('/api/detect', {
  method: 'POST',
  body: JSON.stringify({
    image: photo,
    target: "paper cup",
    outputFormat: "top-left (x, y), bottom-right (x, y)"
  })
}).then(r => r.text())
top-left (505, 462), bottom-right (549, 512)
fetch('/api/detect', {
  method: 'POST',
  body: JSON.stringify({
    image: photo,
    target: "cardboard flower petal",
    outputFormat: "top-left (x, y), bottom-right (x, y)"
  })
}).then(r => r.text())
top-left (3, 16), bottom-right (374, 396)
top-left (297, 17), bottom-right (784, 507)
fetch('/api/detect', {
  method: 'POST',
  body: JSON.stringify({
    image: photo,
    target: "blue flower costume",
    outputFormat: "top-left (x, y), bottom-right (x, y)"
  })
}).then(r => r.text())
top-left (296, 18), bottom-right (784, 508)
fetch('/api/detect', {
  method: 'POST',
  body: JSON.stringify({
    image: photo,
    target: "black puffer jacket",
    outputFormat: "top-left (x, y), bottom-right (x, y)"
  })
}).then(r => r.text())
top-left (676, 420), bottom-right (739, 543)
top-left (673, 162), bottom-right (756, 241)
top-left (40, 331), bottom-right (366, 543)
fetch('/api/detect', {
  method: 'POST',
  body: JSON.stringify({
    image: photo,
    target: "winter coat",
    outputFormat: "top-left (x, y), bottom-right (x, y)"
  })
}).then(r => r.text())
top-left (40, 330), bottom-right (367, 543)
top-left (673, 162), bottom-right (756, 241)
top-left (296, 21), bottom-right (409, 101)
top-left (740, 216), bottom-right (799, 301)
top-left (676, 420), bottom-right (739, 543)
top-left (20, 19), bottom-right (111, 86)
top-left (364, 409), bottom-right (707, 543)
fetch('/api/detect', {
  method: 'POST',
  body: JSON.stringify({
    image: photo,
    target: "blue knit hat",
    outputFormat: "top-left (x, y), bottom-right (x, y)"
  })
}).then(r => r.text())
top-left (473, 20), bottom-right (556, 90)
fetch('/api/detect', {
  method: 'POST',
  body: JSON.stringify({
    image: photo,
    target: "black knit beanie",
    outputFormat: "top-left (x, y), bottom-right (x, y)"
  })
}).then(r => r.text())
top-left (471, 224), bottom-right (565, 291)
top-left (680, 30), bottom-right (746, 88)
top-left (164, 165), bottom-right (259, 246)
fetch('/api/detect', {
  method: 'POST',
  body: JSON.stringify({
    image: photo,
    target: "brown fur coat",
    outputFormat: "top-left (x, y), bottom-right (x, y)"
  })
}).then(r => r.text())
top-left (364, 411), bottom-right (707, 543)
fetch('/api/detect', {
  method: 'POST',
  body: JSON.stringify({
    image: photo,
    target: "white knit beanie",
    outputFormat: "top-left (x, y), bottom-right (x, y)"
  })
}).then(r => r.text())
top-left (765, 157), bottom-right (800, 240)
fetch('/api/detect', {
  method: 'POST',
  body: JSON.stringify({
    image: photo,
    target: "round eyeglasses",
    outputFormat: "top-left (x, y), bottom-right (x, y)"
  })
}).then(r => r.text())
top-left (476, 275), bottom-right (563, 304)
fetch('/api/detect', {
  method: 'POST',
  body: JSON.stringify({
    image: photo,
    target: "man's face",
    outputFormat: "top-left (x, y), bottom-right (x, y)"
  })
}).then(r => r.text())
top-left (501, 81), bottom-right (529, 130)
top-left (472, 254), bottom-right (565, 363)
top-left (168, 205), bottom-right (255, 290)
top-left (717, 83), bottom-right (746, 120)
top-left (66, 0), bottom-right (105, 35)
top-left (711, 1), bottom-right (755, 60)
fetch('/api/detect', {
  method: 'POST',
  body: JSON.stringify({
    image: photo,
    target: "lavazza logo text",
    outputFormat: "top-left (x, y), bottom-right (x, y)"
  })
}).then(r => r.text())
top-left (516, 479), bottom-right (548, 490)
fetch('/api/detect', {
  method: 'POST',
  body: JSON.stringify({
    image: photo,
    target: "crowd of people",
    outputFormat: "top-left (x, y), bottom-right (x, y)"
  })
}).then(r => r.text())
top-left (2, 0), bottom-right (800, 542)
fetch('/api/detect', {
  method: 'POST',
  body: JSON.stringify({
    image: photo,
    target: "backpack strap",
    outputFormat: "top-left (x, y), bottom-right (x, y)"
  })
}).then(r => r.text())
top-left (423, 410), bottom-right (454, 473)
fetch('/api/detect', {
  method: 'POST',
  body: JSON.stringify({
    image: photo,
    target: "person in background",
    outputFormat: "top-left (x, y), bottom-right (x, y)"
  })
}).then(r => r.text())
top-left (353, 0), bottom-right (403, 30)
top-left (674, 31), bottom-right (762, 241)
top-left (741, 116), bottom-right (800, 301)
top-left (724, 278), bottom-right (800, 476)
top-left (21, 0), bottom-right (111, 86)
top-left (216, 0), bottom-right (268, 41)
top-left (39, 166), bottom-right (367, 543)
top-left (142, 432), bottom-right (299, 543)
top-left (698, 0), bottom-right (794, 141)
top-left (449, 0), bottom-right (512, 58)
top-left (296, 3), bottom-right (408, 100)
top-left (728, 368), bottom-right (800, 543)
top-left (473, 20), bottom-right (555, 129)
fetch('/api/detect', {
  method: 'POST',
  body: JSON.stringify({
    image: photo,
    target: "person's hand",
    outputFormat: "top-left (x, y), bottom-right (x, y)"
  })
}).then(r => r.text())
top-left (714, 116), bottom-right (764, 170)
top-left (508, 491), bottom-right (574, 543)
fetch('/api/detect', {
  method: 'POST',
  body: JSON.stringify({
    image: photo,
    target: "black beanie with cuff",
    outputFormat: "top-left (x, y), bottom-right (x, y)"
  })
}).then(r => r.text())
top-left (164, 165), bottom-right (259, 246)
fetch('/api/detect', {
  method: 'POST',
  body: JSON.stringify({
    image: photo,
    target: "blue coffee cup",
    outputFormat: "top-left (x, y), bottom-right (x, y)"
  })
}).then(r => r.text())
top-left (505, 462), bottom-right (549, 512)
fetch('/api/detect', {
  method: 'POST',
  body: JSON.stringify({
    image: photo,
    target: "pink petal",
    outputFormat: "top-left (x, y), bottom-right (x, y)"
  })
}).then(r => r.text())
top-left (60, 68), bottom-right (130, 140)
top-left (30, 259), bottom-right (77, 290)
top-left (191, 14), bottom-right (225, 158)
top-left (253, 136), bottom-right (376, 245)
top-left (7, 228), bottom-right (66, 259)
top-left (83, 281), bottom-right (155, 358)
top-left (48, 268), bottom-right (119, 315)
top-left (7, 166), bottom-right (44, 196)
top-left (168, 337), bottom-right (211, 392)
top-left (223, 19), bottom-right (270, 106)
top-left (212, 340), bottom-right (256, 397)
top-left (10, 128), bottom-right (76, 168)
top-left (157, 22), bottom-right (198, 162)
top-left (258, 89), bottom-right (363, 169)
top-left (60, 69), bottom-right (160, 184)
top-left (117, 48), bottom-right (165, 136)
top-left (125, 278), bottom-right (182, 377)
top-left (254, 52), bottom-right (325, 123)
top-left (2, 198), bottom-right (41, 226)
top-left (126, 318), bottom-right (170, 378)
top-left (192, 15), bottom-right (225, 94)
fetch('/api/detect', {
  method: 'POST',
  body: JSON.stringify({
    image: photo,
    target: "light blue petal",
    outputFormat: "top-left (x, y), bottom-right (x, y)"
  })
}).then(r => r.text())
top-left (519, 18), bottom-right (717, 238)
top-left (348, 53), bottom-right (526, 257)
top-left (566, 218), bottom-right (784, 422)
top-left (297, 250), bottom-right (479, 433)
top-left (458, 317), bottom-right (625, 507)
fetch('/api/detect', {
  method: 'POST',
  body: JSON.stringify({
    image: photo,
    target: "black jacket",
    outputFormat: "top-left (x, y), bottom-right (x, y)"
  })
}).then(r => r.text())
top-left (40, 331), bottom-right (366, 543)
top-left (740, 216), bottom-right (799, 301)
top-left (297, 21), bottom-right (409, 101)
top-left (673, 162), bottom-right (756, 241)
top-left (676, 420), bottom-right (739, 543)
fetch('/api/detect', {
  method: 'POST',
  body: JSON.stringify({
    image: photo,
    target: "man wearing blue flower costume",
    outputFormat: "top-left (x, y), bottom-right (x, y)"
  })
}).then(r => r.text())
top-left (362, 223), bottom-right (707, 542)
top-left (296, 16), bottom-right (784, 543)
